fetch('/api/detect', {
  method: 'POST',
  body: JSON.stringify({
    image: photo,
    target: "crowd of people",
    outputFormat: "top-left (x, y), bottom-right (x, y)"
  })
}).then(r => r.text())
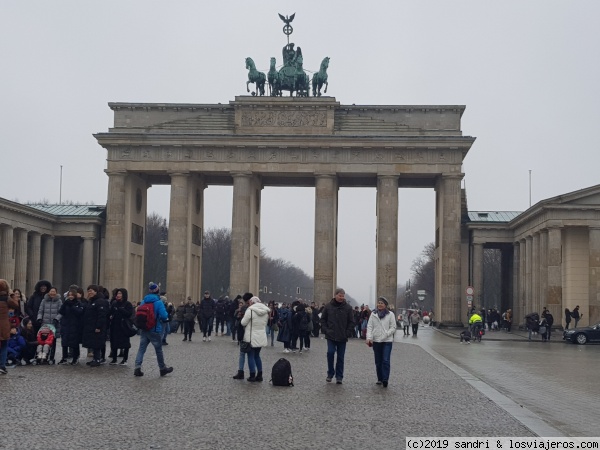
top-left (1, 278), bottom-right (416, 386)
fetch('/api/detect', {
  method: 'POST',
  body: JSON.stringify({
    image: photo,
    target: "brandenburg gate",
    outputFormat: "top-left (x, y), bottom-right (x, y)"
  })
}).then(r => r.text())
top-left (94, 96), bottom-right (475, 326)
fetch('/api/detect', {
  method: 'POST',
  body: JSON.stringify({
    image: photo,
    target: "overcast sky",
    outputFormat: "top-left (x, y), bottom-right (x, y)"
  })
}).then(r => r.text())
top-left (2, 1), bottom-right (599, 306)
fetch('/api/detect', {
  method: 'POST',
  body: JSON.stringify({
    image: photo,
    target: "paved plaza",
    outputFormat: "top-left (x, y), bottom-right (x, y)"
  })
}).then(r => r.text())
top-left (2, 325), bottom-right (597, 449)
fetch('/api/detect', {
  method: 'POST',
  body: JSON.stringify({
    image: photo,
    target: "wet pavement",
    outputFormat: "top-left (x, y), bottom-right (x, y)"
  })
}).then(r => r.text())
top-left (1, 324), bottom-right (597, 449)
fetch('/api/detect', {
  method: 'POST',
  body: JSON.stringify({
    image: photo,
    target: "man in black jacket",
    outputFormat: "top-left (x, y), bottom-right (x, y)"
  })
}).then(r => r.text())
top-left (320, 288), bottom-right (354, 384)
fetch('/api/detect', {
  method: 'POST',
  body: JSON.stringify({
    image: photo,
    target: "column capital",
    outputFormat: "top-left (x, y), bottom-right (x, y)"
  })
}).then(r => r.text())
top-left (104, 169), bottom-right (127, 177)
top-left (440, 173), bottom-right (465, 180)
top-left (231, 171), bottom-right (254, 178)
top-left (314, 172), bottom-right (337, 179)
top-left (168, 171), bottom-right (190, 177)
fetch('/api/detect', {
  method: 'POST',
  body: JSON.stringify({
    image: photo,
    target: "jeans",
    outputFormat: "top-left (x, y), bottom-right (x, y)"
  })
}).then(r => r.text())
top-left (162, 322), bottom-right (170, 342)
top-left (372, 342), bottom-right (392, 382)
top-left (135, 331), bottom-right (166, 370)
top-left (183, 321), bottom-right (194, 339)
top-left (0, 340), bottom-right (8, 368)
top-left (247, 347), bottom-right (262, 374)
top-left (238, 349), bottom-right (247, 371)
top-left (226, 318), bottom-right (233, 336)
top-left (215, 317), bottom-right (225, 334)
top-left (326, 339), bottom-right (347, 380)
top-left (200, 316), bottom-right (213, 337)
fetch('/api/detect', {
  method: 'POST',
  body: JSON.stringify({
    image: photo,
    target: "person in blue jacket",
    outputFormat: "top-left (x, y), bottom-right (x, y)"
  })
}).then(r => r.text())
top-left (133, 282), bottom-right (173, 377)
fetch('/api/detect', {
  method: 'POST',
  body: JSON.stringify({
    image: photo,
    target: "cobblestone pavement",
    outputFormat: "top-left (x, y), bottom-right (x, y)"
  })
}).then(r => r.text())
top-left (414, 325), bottom-right (600, 437)
top-left (1, 327), bottom-right (551, 450)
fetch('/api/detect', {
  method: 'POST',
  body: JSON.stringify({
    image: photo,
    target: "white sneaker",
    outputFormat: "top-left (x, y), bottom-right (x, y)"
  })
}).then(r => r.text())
top-left (208, 337), bottom-right (211, 342)
top-left (202, 337), bottom-right (206, 342)
top-left (283, 348), bottom-right (290, 353)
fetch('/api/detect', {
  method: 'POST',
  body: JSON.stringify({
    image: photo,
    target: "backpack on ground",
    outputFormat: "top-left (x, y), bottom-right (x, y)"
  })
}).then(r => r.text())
top-left (135, 302), bottom-right (157, 331)
top-left (270, 358), bottom-right (294, 386)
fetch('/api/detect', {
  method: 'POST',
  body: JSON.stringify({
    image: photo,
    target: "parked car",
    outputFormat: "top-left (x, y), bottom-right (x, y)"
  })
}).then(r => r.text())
top-left (563, 323), bottom-right (600, 344)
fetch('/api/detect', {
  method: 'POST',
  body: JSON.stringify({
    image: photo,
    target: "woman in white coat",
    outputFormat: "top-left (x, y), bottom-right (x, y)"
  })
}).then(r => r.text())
top-left (366, 297), bottom-right (397, 387)
top-left (241, 296), bottom-right (270, 382)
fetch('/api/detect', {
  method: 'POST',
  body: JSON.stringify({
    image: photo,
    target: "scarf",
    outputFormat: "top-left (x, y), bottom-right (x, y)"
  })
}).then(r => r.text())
top-left (377, 309), bottom-right (389, 319)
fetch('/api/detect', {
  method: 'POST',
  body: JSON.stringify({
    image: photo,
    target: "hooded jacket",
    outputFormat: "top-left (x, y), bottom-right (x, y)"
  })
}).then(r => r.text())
top-left (109, 289), bottom-right (134, 348)
top-left (82, 293), bottom-right (109, 349)
top-left (37, 293), bottom-right (63, 324)
top-left (241, 302), bottom-right (270, 348)
top-left (25, 280), bottom-right (52, 320)
top-left (1, 295), bottom-right (20, 341)
top-left (139, 293), bottom-right (168, 334)
top-left (59, 297), bottom-right (85, 348)
top-left (320, 298), bottom-right (355, 342)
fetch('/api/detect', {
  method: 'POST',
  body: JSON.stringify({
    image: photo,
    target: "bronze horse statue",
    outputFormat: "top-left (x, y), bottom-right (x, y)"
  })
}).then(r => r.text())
top-left (312, 57), bottom-right (329, 96)
top-left (245, 57), bottom-right (266, 96)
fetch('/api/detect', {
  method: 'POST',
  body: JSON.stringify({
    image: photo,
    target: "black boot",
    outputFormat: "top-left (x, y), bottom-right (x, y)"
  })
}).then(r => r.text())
top-left (247, 372), bottom-right (257, 382)
top-left (232, 370), bottom-right (245, 380)
top-left (255, 371), bottom-right (263, 382)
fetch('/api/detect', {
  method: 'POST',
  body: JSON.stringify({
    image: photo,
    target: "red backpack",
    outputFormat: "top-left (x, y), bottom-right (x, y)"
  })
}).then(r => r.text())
top-left (135, 302), bottom-right (157, 331)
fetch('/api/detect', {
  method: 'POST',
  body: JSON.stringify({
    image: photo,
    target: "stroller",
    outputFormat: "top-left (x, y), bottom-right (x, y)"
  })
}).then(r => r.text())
top-left (35, 324), bottom-right (57, 365)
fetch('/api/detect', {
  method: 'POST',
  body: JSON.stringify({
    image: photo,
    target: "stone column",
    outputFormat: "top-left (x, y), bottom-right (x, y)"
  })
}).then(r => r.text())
top-left (512, 242), bottom-right (521, 323)
top-left (525, 236), bottom-right (533, 319)
top-left (531, 232), bottom-right (540, 313)
top-left (472, 242), bottom-right (484, 309)
top-left (588, 227), bottom-right (600, 324)
top-left (435, 174), bottom-right (463, 326)
top-left (230, 172), bottom-right (261, 296)
top-left (376, 175), bottom-right (398, 305)
top-left (314, 174), bottom-right (338, 304)
top-left (167, 172), bottom-right (190, 304)
top-left (540, 230), bottom-right (548, 312)
top-left (27, 231), bottom-right (41, 295)
top-left (547, 227), bottom-right (562, 325)
top-left (518, 238), bottom-right (527, 327)
top-left (41, 235), bottom-right (54, 282)
top-left (81, 237), bottom-right (95, 288)
top-left (104, 171), bottom-right (127, 291)
top-left (0, 225), bottom-right (14, 283)
top-left (14, 229), bottom-right (28, 291)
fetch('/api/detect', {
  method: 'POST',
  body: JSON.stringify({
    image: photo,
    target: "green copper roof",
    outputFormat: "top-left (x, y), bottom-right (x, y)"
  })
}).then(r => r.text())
top-left (467, 211), bottom-right (522, 223)
top-left (27, 204), bottom-right (105, 217)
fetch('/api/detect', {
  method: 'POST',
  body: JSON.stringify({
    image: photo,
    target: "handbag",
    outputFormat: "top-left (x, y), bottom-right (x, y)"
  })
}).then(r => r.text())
top-left (122, 318), bottom-right (139, 337)
top-left (240, 311), bottom-right (253, 353)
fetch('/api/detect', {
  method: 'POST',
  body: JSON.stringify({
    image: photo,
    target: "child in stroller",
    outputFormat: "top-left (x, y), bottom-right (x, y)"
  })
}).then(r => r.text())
top-left (36, 324), bottom-right (56, 365)
top-left (459, 330), bottom-right (472, 344)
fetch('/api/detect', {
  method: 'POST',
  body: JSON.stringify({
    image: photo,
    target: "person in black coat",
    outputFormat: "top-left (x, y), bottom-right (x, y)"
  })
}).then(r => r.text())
top-left (82, 285), bottom-right (109, 367)
top-left (182, 297), bottom-right (196, 342)
top-left (108, 288), bottom-right (133, 365)
top-left (198, 291), bottom-right (215, 341)
top-left (25, 280), bottom-right (52, 332)
top-left (58, 288), bottom-right (85, 365)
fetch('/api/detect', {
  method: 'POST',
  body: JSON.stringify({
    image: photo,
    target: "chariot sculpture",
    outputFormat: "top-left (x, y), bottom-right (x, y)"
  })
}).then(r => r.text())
top-left (245, 13), bottom-right (330, 97)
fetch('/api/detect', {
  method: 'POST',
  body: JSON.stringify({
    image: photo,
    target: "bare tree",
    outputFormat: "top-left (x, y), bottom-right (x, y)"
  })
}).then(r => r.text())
top-left (144, 213), bottom-right (168, 289)
top-left (201, 228), bottom-right (232, 297)
top-left (409, 242), bottom-right (436, 311)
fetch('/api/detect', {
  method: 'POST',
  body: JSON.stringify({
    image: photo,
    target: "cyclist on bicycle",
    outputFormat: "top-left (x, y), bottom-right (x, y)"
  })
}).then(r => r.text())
top-left (469, 311), bottom-right (484, 339)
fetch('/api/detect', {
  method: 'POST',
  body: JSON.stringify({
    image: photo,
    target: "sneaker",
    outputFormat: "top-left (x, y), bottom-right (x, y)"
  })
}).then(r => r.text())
top-left (159, 366), bottom-right (174, 377)
top-left (0, 367), bottom-right (7, 375)
top-left (182, 338), bottom-right (187, 341)
top-left (208, 337), bottom-right (211, 342)
top-left (70, 359), bottom-right (79, 366)
top-left (89, 360), bottom-right (101, 367)
top-left (57, 359), bottom-right (68, 365)
top-left (99, 358), bottom-right (106, 365)
top-left (304, 348), bottom-right (310, 351)
top-left (119, 359), bottom-right (128, 366)
top-left (134, 368), bottom-right (144, 377)
top-left (202, 337), bottom-right (206, 342)
top-left (283, 348), bottom-right (290, 353)
top-left (162, 341), bottom-right (169, 346)
top-left (336, 380), bottom-right (343, 385)
top-left (326, 377), bottom-right (332, 382)
top-left (382, 381), bottom-right (388, 388)
top-left (376, 381), bottom-right (383, 385)
top-left (109, 359), bottom-right (118, 365)
top-left (299, 350), bottom-right (303, 354)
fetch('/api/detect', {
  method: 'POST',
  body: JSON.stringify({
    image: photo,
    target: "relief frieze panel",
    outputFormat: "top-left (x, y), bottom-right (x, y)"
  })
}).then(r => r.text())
top-left (109, 145), bottom-right (458, 165)
top-left (241, 110), bottom-right (327, 128)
